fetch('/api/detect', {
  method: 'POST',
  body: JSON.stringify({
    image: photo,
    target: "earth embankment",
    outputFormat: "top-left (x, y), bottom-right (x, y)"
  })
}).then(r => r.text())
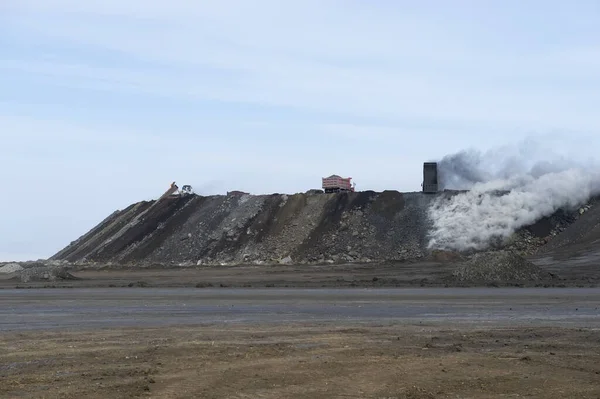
top-left (39, 190), bottom-right (600, 288)
top-left (51, 191), bottom-right (436, 265)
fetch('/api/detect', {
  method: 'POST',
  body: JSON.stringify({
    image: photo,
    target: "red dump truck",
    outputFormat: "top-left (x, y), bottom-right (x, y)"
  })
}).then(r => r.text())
top-left (322, 175), bottom-right (355, 193)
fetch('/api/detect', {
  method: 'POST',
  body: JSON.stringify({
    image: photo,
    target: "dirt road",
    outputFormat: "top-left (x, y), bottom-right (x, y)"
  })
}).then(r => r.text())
top-left (2, 288), bottom-right (600, 332)
top-left (1, 288), bottom-right (600, 398)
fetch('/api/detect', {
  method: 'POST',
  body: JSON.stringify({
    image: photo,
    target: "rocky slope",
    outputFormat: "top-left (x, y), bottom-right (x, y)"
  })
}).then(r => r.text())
top-left (49, 190), bottom-right (598, 266)
top-left (51, 191), bottom-right (436, 265)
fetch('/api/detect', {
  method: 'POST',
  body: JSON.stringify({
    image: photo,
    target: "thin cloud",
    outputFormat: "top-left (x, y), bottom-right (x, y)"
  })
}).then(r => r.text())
top-left (4, 3), bottom-right (600, 130)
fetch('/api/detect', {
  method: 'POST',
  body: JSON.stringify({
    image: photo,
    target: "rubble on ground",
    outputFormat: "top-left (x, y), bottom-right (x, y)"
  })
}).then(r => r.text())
top-left (17, 265), bottom-right (78, 283)
top-left (50, 191), bottom-right (437, 265)
top-left (0, 263), bottom-right (24, 274)
top-left (48, 190), bottom-right (600, 269)
top-left (452, 251), bottom-right (554, 284)
top-left (0, 260), bottom-right (78, 283)
top-left (536, 199), bottom-right (600, 254)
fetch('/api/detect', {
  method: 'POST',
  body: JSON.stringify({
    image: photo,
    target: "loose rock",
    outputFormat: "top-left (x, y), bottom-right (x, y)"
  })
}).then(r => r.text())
top-left (0, 263), bottom-right (23, 274)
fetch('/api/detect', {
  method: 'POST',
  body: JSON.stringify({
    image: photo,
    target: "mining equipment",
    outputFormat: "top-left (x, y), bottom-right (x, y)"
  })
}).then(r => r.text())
top-left (422, 162), bottom-right (439, 193)
top-left (322, 175), bottom-right (356, 193)
top-left (157, 181), bottom-right (180, 200)
top-left (180, 185), bottom-right (194, 196)
top-left (157, 182), bottom-right (194, 200)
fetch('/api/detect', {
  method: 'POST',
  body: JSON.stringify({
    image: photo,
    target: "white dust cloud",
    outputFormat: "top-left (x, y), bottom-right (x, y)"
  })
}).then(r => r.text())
top-left (427, 138), bottom-right (600, 251)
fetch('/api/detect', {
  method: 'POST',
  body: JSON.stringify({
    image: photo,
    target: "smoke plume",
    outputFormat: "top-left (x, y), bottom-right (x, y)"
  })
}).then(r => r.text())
top-left (428, 138), bottom-right (600, 252)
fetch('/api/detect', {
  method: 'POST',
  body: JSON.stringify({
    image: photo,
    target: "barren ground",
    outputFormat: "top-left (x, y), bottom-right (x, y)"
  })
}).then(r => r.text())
top-left (2, 251), bottom-right (599, 398)
top-left (2, 323), bottom-right (600, 399)
top-left (2, 261), bottom-right (454, 289)
top-left (1, 288), bottom-right (600, 398)
top-left (1, 255), bottom-right (599, 289)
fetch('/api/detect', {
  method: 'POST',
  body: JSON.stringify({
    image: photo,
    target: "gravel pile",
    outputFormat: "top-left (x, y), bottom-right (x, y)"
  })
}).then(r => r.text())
top-left (49, 190), bottom-right (596, 267)
top-left (147, 194), bottom-right (270, 265)
top-left (0, 263), bottom-right (24, 274)
top-left (452, 251), bottom-right (552, 284)
top-left (535, 199), bottom-right (600, 254)
top-left (49, 191), bottom-right (437, 265)
top-left (292, 191), bottom-right (435, 264)
top-left (17, 266), bottom-right (78, 283)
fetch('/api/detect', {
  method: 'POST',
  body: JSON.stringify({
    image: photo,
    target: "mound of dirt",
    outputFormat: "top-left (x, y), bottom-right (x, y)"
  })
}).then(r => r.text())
top-left (452, 251), bottom-right (554, 284)
top-left (536, 199), bottom-right (600, 254)
top-left (17, 266), bottom-right (79, 283)
top-left (50, 191), bottom-right (437, 265)
top-left (0, 263), bottom-right (24, 274)
top-left (50, 190), bottom-right (600, 266)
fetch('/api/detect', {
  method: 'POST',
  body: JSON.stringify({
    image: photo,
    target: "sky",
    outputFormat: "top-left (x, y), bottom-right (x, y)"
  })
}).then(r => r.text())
top-left (2, 0), bottom-right (600, 261)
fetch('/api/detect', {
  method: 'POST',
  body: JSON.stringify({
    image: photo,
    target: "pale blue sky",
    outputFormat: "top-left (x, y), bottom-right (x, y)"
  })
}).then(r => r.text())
top-left (2, 0), bottom-right (600, 261)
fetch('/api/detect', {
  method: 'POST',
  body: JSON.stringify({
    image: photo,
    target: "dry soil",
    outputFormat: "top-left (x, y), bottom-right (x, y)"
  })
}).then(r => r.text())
top-left (2, 323), bottom-right (600, 399)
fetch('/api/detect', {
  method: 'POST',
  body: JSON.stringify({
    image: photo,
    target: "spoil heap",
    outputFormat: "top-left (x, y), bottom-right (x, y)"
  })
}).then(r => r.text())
top-left (0, 261), bottom-right (78, 283)
top-left (51, 191), bottom-right (437, 265)
top-left (50, 190), bottom-right (600, 267)
top-left (451, 251), bottom-right (555, 285)
top-left (0, 263), bottom-right (23, 274)
top-left (17, 265), bottom-right (78, 283)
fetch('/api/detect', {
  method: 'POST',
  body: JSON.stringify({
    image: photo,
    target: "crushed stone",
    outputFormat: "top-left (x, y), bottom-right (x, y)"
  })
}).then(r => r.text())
top-left (453, 251), bottom-right (552, 283)
top-left (0, 263), bottom-right (24, 274)
top-left (48, 191), bottom-right (598, 268)
top-left (17, 266), bottom-right (78, 283)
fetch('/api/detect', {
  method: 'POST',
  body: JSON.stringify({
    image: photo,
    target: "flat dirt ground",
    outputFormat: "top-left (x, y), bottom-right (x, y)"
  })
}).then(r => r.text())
top-left (2, 258), bottom-right (598, 289)
top-left (2, 323), bottom-right (600, 399)
top-left (0, 262), bottom-right (456, 289)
